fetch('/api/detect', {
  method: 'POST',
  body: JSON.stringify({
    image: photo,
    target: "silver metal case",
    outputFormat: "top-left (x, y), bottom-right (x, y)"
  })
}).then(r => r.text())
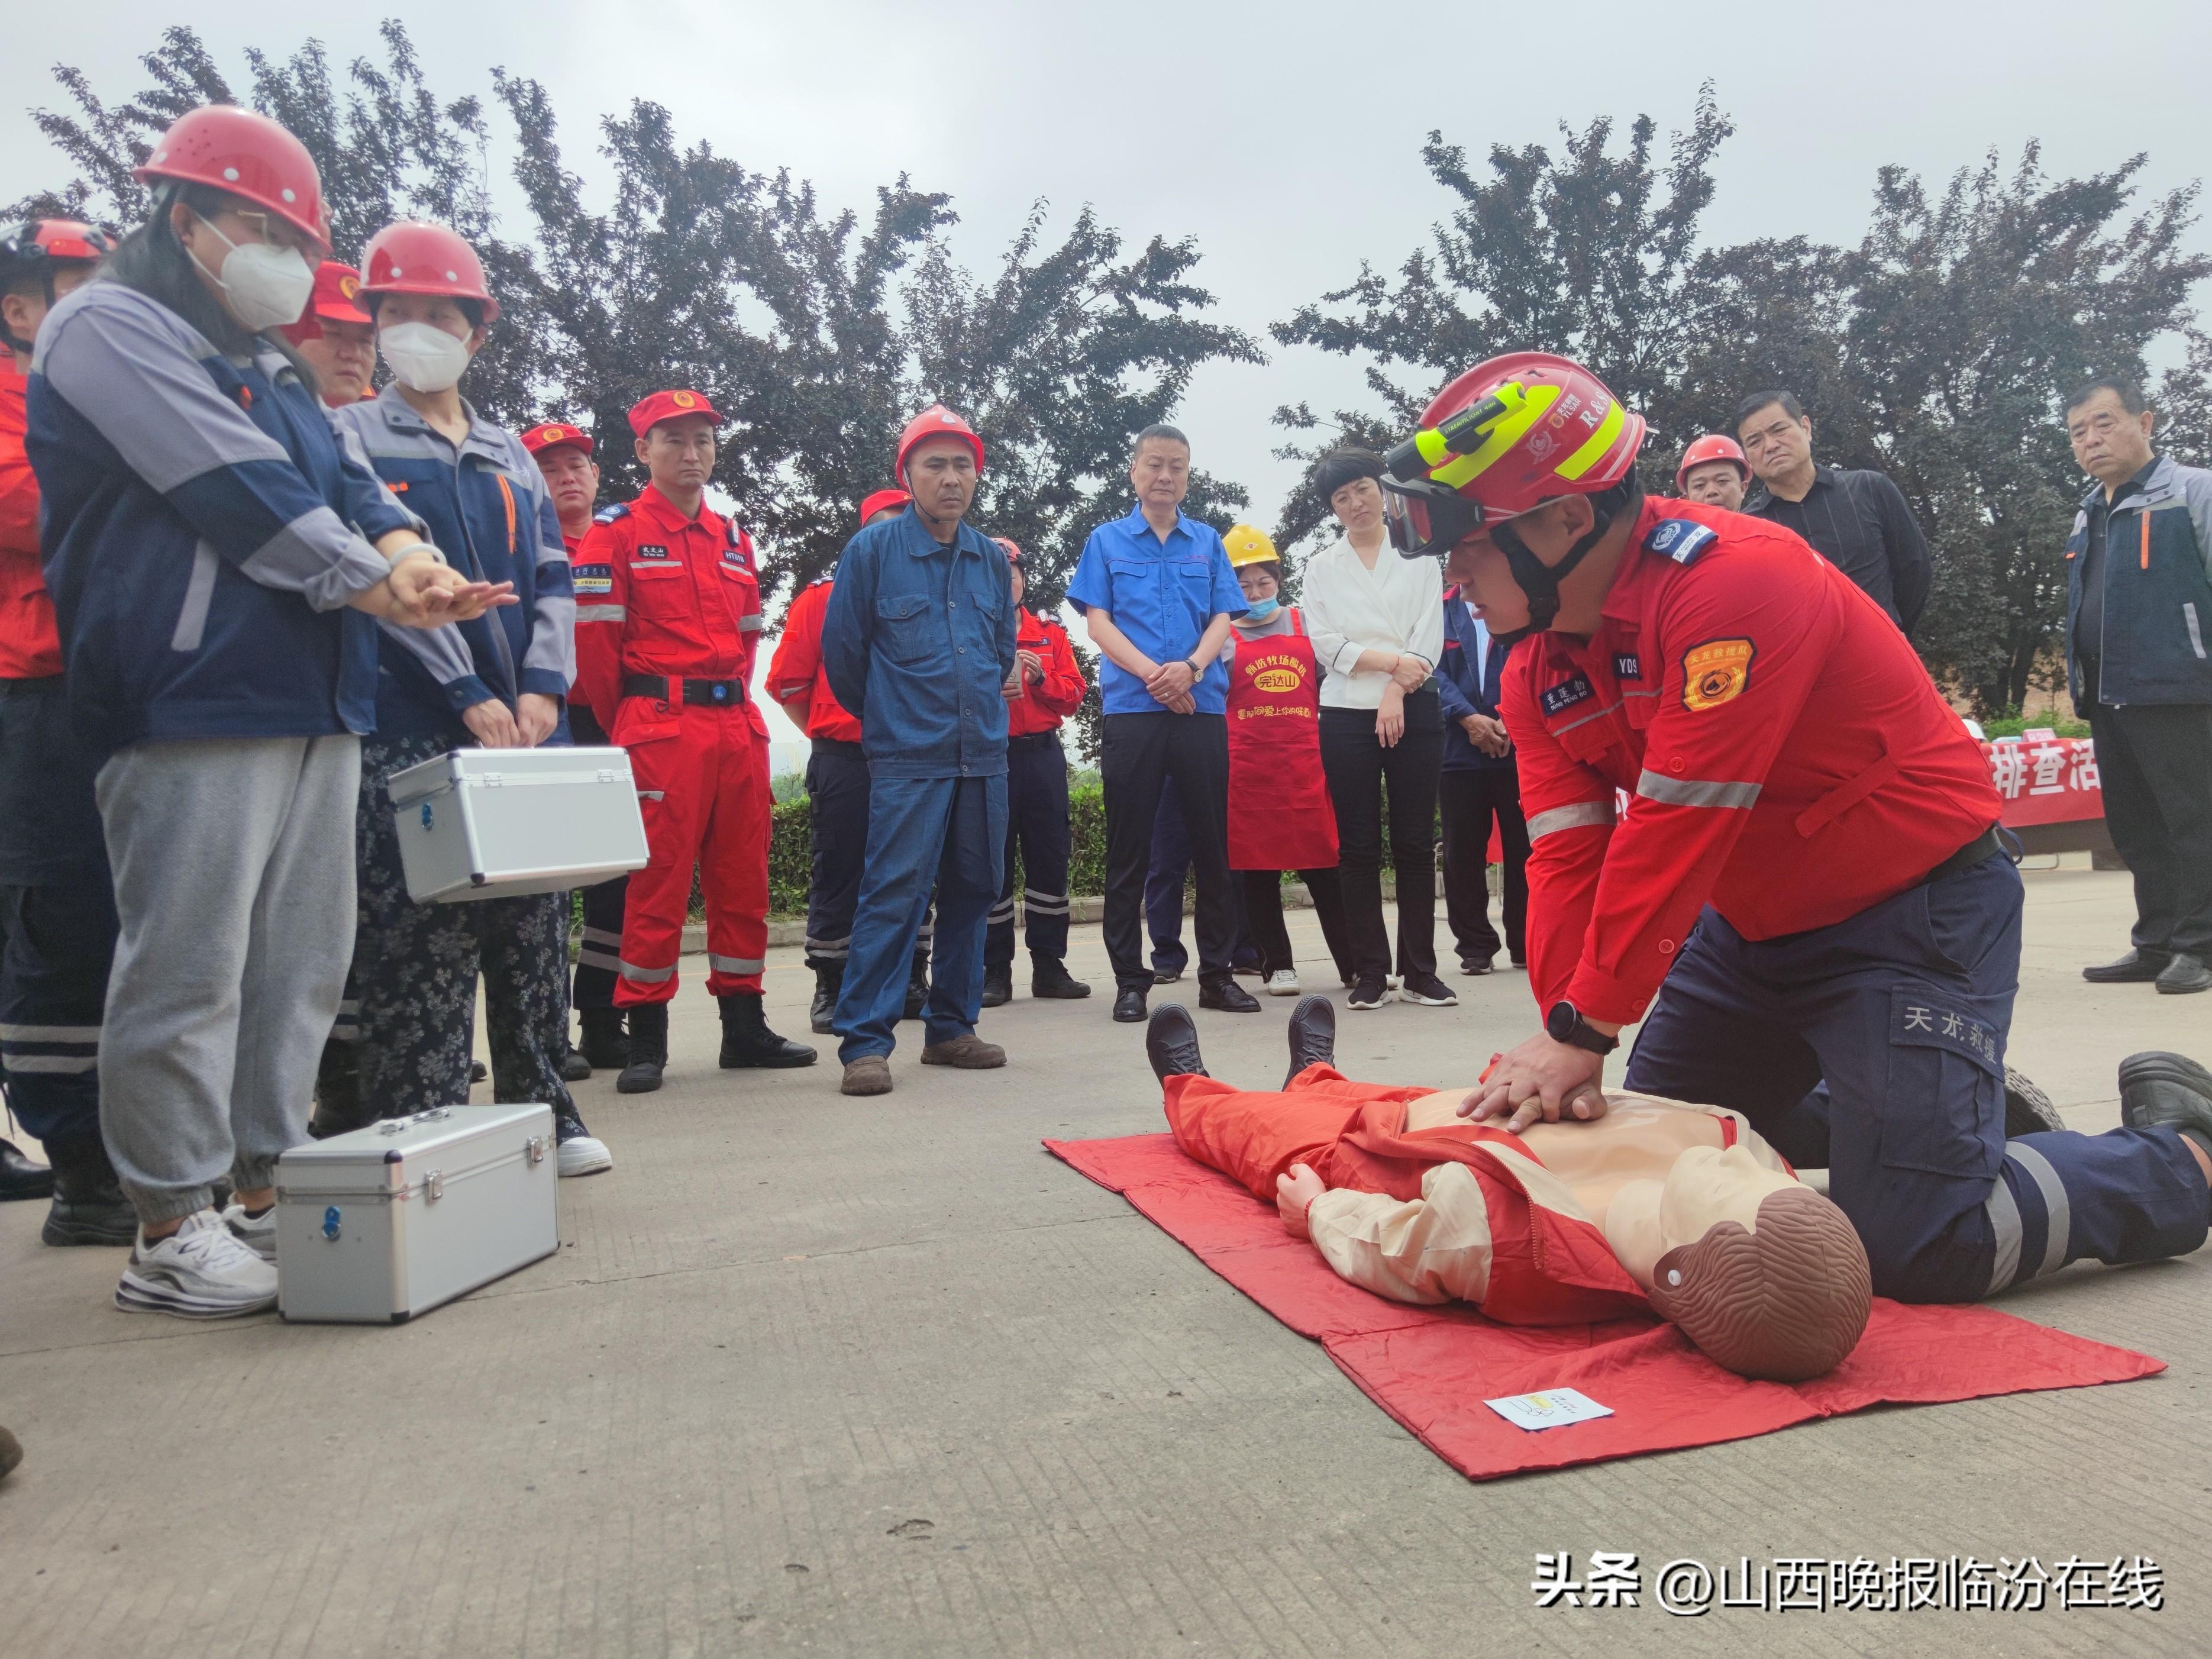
top-left (275, 1104), bottom-right (559, 1324)
top-left (387, 745), bottom-right (648, 903)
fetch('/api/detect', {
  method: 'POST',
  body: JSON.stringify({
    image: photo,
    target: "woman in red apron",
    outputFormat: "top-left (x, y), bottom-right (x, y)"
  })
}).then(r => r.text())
top-left (1222, 527), bottom-right (1355, 994)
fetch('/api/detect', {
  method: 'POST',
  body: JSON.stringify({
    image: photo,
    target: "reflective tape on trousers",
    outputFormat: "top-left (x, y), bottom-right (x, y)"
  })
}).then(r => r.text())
top-left (710, 954), bottom-right (765, 974)
top-left (2004, 1141), bottom-right (2072, 1281)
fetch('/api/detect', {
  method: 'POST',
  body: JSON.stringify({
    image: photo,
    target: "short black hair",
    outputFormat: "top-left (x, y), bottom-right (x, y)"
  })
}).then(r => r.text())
top-left (363, 291), bottom-right (487, 333)
top-left (2065, 375), bottom-right (2146, 417)
top-left (1133, 422), bottom-right (1189, 454)
top-left (1732, 389), bottom-right (1806, 434)
top-left (1313, 447), bottom-right (1386, 502)
top-left (1236, 559), bottom-right (1283, 583)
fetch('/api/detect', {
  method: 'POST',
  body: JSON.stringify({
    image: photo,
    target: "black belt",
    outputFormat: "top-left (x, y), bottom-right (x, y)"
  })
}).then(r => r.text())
top-left (1007, 730), bottom-right (1064, 751)
top-left (1920, 824), bottom-right (2004, 887)
top-left (622, 674), bottom-right (747, 708)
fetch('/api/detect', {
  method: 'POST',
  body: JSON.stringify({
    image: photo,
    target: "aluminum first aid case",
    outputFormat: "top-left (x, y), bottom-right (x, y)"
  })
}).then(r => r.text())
top-left (388, 745), bottom-right (649, 903)
top-left (275, 1105), bottom-right (558, 1323)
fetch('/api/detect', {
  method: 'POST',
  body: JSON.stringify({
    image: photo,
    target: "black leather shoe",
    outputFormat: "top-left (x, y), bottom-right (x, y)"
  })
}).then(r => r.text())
top-left (2155, 953), bottom-right (2211, 995)
top-left (718, 992), bottom-right (817, 1069)
top-left (1112, 986), bottom-right (1148, 1023)
top-left (0, 1138), bottom-right (54, 1202)
top-left (2117, 1051), bottom-right (2212, 1161)
top-left (617, 1003), bottom-right (669, 1094)
top-left (577, 1008), bottom-right (630, 1069)
top-left (1145, 1003), bottom-right (1206, 1082)
top-left (2083, 948), bottom-right (2170, 983)
top-left (1284, 994), bottom-right (1337, 1089)
top-left (980, 965), bottom-right (1013, 1008)
top-left (2002, 1067), bottom-right (2064, 1137)
top-left (808, 964), bottom-right (842, 1035)
top-left (1031, 956), bottom-right (1092, 999)
top-left (1198, 976), bottom-right (1260, 1014)
top-left (41, 1135), bottom-right (135, 1246)
top-left (470, 1060), bottom-right (489, 1085)
top-left (903, 961), bottom-right (929, 1022)
top-left (558, 1046), bottom-right (593, 1083)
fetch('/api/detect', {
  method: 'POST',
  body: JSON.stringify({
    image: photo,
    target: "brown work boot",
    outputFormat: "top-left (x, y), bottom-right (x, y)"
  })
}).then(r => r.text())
top-left (920, 1033), bottom-right (1006, 1070)
top-left (841, 1056), bottom-right (893, 1096)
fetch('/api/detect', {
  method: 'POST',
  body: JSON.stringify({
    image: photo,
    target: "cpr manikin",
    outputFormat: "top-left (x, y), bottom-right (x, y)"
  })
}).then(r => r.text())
top-left (1155, 1005), bottom-right (1872, 1383)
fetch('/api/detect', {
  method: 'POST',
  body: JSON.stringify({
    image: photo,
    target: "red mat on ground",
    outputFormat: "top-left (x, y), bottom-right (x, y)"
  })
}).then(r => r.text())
top-left (1047, 1132), bottom-right (2166, 1480)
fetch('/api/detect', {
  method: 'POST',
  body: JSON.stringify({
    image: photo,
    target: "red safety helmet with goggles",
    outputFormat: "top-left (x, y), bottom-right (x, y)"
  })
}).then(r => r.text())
top-left (1380, 351), bottom-right (1647, 640)
top-left (1, 219), bottom-right (115, 353)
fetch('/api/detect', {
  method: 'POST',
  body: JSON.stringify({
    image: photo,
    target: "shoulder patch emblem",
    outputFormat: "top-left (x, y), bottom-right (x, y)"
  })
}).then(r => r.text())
top-left (1644, 517), bottom-right (1719, 566)
top-left (1539, 674), bottom-right (1595, 718)
top-left (593, 502), bottom-right (631, 524)
top-left (573, 561), bottom-right (613, 596)
top-left (1681, 638), bottom-right (1755, 712)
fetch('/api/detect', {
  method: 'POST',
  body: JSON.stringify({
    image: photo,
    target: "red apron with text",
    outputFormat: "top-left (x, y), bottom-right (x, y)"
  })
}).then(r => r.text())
top-left (1225, 613), bottom-right (1339, 870)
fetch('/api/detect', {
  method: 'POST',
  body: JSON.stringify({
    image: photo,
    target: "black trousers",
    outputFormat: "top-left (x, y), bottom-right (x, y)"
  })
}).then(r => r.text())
top-left (1145, 789), bottom-right (1256, 975)
top-left (987, 731), bottom-right (1074, 969)
top-left (1102, 712), bottom-right (1235, 991)
top-left (1319, 691), bottom-right (1444, 980)
top-left (1239, 868), bottom-right (1354, 980)
top-left (1438, 764), bottom-right (1529, 964)
top-left (569, 704), bottom-right (629, 1011)
top-left (0, 879), bottom-right (117, 1152)
top-left (2087, 696), bottom-right (2212, 958)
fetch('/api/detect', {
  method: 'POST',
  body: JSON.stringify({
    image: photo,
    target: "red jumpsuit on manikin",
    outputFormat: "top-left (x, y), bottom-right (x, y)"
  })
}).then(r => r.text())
top-left (573, 483), bottom-right (770, 1005)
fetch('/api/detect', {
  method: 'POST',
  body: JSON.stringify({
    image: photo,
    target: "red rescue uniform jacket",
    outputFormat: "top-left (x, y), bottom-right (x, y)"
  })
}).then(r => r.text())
top-left (1503, 498), bottom-right (1998, 1027)
top-left (1004, 604), bottom-right (1086, 736)
top-left (0, 359), bottom-right (62, 679)
top-left (573, 483), bottom-right (767, 738)
top-left (765, 576), bottom-right (862, 743)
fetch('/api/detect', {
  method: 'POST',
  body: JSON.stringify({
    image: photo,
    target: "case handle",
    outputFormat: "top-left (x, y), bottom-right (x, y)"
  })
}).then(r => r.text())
top-left (377, 1105), bottom-right (455, 1135)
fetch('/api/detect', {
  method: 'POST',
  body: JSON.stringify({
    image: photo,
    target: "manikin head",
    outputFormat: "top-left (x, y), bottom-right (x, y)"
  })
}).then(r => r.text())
top-left (1606, 1145), bottom-right (1872, 1382)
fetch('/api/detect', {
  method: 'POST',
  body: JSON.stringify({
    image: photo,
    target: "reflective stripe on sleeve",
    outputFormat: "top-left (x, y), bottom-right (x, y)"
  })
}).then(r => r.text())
top-left (576, 604), bottom-right (627, 623)
top-left (739, 615), bottom-right (763, 632)
top-left (1636, 769), bottom-right (1762, 809)
top-left (1526, 799), bottom-right (1616, 842)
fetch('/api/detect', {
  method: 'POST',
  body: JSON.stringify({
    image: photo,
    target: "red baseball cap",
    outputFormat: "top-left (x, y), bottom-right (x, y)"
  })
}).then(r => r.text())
top-left (520, 421), bottom-right (595, 459)
top-left (280, 260), bottom-right (372, 345)
top-left (858, 488), bottom-right (910, 524)
top-left (628, 389), bottom-right (722, 439)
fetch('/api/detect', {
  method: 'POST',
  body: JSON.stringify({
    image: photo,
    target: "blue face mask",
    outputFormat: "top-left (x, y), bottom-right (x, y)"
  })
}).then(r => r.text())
top-left (1242, 595), bottom-right (1280, 622)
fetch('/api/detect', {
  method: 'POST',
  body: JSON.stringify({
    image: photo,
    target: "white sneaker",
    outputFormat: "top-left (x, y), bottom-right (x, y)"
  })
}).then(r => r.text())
top-left (1263, 970), bottom-right (1302, 997)
top-left (557, 1133), bottom-right (613, 1178)
top-left (222, 1200), bottom-right (277, 1263)
top-left (116, 1209), bottom-right (278, 1319)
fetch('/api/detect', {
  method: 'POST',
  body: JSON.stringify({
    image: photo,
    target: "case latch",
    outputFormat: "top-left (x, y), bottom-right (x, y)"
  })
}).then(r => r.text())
top-left (424, 1170), bottom-right (445, 1202)
top-left (525, 1135), bottom-right (548, 1166)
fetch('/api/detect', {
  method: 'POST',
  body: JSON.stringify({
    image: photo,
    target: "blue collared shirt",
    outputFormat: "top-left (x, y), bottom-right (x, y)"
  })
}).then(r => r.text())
top-left (1066, 506), bottom-right (1246, 715)
top-left (821, 509), bottom-right (1017, 779)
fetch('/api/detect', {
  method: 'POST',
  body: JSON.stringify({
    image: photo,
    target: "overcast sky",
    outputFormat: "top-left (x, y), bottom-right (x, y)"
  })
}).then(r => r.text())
top-left (9, 1), bottom-right (2205, 753)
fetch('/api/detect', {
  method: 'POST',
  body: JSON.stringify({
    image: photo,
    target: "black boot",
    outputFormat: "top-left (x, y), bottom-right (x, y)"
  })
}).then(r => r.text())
top-left (577, 1007), bottom-right (629, 1070)
top-left (310, 1040), bottom-right (378, 1139)
top-left (0, 1138), bottom-right (53, 1202)
top-left (1145, 1003), bottom-right (1206, 1083)
top-left (41, 1135), bottom-right (137, 1247)
top-left (558, 1040), bottom-right (593, 1083)
top-left (903, 957), bottom-right (929, 1022)
top-left (1031, 954), bottom-right (1092, 999)
top-left (616, 1002), bottom-right (669, 1094)
top-left (980, 964), bottom-right (1013, 1008)
top-left (719, 992), bottom-right (818, 1069)
top-left (809, 963), bottom-right (843, 1035)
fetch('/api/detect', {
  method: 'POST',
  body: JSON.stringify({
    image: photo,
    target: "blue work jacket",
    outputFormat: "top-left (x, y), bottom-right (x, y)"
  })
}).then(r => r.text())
top-left (1435, 590), bottom-right (1517, 773)
top-left (821, 508), bottom-right (1016, 779)
top-left (1066, 506), bottom-right (1245, 715)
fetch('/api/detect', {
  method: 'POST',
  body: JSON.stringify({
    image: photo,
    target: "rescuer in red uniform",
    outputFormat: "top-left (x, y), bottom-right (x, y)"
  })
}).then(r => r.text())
top-left (1378, 350), bottom-right (2212, 1305)
top-left (573, 390), bottom-right (815, 1090)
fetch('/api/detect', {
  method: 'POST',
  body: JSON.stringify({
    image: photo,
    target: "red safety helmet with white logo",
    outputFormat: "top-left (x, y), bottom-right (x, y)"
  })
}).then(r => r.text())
top-left (134, 105), bottom-right (331, 253)
top-left (1674, 433), bottom-right (1751, 493)
top-left (359, 221), bottom-right (499, 322)
top-left (895, 404), bottom-right (985, 484)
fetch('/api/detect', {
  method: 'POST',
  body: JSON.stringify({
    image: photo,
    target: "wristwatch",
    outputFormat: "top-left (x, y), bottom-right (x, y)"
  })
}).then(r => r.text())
top-left (1545, 1000), bottom-right (1619, 1055)
top-left (1184, 657), bottom-right (1203, 679)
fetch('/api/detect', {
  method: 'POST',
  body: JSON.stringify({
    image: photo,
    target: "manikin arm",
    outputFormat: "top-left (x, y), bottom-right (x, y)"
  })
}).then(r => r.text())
top-left (1280, 1162), bottom-right (1496, 1306)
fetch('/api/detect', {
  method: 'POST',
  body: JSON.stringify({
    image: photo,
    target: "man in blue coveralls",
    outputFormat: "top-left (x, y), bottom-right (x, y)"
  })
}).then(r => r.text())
top-left (822, 406), bottom-right (1017, 1096)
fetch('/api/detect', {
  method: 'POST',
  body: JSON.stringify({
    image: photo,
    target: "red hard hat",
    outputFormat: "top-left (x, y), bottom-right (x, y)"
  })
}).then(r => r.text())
top-left (359, 221), bottom-right (499, 322)
top-left (1675, 433), bottom-right (1750, 492)
top-left (895, 404), bottom-right (985, 482)
top-left (0, 218), bottom-right (114, 279)
top-left (519, 422), bottom-right (595, 459)
top-left (627, 389), bottom-right (721, 439)
top-left (278, 260), bottom-right (372, 345)
top-left (858, 488), bottom-right (910, 524)
top-left (134, 105), bottom-right (330, 253)
top-left (993, 536), bottom-right (1025, 569)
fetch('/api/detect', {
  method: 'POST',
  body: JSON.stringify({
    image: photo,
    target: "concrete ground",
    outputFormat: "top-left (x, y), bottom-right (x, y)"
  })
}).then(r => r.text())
top-left (2, 860), bottom-right (2205, 1658)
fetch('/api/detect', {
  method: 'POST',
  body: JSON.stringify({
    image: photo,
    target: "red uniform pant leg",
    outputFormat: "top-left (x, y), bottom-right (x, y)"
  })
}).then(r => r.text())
top-left (1162, 1068), bottom-right (1419, 1201)
top-left (702, 718), bottom-right (772, 996)
top-left (613, 704), bottom-right (711, 1007)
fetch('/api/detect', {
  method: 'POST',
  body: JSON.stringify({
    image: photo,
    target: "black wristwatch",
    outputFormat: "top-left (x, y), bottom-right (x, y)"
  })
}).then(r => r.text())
top-left (1545, 1000), bottom-right (1619, 1055)
top-left (1184, 657), bottom-right (1203, 679)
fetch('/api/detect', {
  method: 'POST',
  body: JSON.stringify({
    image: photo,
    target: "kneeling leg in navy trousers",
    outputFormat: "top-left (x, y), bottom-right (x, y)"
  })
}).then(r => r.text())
top-left (1623, 854), bottom-right (2209, 1303)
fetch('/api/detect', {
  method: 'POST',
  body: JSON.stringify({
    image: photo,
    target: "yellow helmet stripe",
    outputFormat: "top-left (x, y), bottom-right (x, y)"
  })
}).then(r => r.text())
top-left (1554, 400), bottom-right (1626, 482)
top-left (1429, 383), bottom-right (1559, 489)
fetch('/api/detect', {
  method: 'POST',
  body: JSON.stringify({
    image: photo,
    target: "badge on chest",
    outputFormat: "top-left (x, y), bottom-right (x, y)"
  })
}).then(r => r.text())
top-left (1540, 673), bottom-right (1596, 718)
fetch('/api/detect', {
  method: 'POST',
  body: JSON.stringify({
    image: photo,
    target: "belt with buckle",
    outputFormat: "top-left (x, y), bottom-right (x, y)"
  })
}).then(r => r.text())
top-left (622, 674), bottom-right (747, 708)
top-left (1919, 824), bottom-right (2004, 887)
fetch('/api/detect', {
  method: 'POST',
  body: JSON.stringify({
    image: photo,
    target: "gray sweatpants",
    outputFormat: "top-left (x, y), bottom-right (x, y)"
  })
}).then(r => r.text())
top-left (95, 735), bottom-right (361, 1225)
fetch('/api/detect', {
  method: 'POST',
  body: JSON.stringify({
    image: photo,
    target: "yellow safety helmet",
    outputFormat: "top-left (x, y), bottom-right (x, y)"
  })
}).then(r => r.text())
top-left (1223, 524), bottom-right (1280, 568)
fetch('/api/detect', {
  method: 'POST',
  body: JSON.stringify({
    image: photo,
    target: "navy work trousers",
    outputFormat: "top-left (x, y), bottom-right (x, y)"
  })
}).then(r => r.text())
top-left (987, 732), bottom-right (1074, 969)
top-left (832, 774), bottom-right (1005, 1063)
top-left (1625, 853), bottom-right (2209, 1303)
top-left (0, 878), bottom-right (118, 1152)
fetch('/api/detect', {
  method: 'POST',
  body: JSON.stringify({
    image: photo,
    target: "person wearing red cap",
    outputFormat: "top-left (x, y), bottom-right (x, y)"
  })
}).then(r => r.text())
top-left (765, 486), bottom-right (937, 1034)
top-left (0, 216), bottom-right (134, 1238)
top-left (819, 405), bottom-right (1018, 1095)
top-left (1674, 434), bottom-right (1750, 513)
top-left (981, 537), bottom-right (1091, 1007)
top-left (573, 389), bottom-right (815, 1090)
top-left (279, 260), bottom-right (374, 406)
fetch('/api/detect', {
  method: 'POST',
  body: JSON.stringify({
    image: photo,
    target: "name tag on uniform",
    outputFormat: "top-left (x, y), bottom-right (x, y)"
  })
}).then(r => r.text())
top-left (634, 544), bottom-right (673, 562)
top-left (573, 563), bottom-right (612, 596)
top-left (1613, 653), bottom-right (1642, 680)
top-left (1540, 674), bottom-right (1594, 717)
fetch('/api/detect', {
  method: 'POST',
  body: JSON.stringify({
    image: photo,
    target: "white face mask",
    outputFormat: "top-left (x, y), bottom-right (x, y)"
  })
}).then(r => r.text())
top-left (376, 320), bottom-right (473, 393)
top-left (188, 214), bottom-right (317, 334)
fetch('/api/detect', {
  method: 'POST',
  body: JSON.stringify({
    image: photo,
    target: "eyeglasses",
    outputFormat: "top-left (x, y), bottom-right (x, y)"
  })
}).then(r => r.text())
top-left (218, 206), bottom-right (318, 257)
